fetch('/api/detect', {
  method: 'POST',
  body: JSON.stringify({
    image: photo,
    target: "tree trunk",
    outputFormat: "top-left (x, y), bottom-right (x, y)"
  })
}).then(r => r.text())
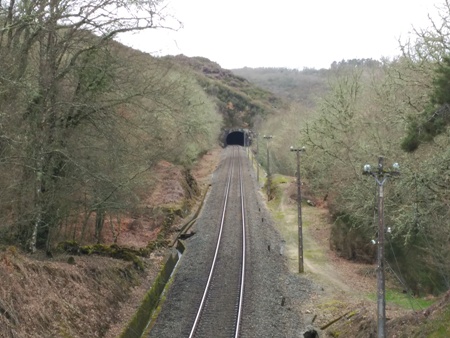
top-left (95, 209), bottom-right (105, 244)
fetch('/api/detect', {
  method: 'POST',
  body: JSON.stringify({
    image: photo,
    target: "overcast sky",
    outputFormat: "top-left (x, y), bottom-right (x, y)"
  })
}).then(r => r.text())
top-left (119, 0), bottom-right (441, 70)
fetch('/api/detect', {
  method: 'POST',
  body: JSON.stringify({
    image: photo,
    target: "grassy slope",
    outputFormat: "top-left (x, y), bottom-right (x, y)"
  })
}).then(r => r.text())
top-left (252, 155), bottom-right (448, 337)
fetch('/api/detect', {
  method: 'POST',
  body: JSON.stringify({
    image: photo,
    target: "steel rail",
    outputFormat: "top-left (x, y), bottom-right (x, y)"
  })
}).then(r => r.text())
top-left (188, 146), bottom-right (247, 338)
top-left (188, 146), bottom-right (235, 338)
top-left (234, 146), bottom-right (246, 338)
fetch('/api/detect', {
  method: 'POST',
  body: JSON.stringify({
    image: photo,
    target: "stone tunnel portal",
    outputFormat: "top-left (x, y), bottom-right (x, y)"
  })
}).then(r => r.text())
top-left (226, 131), bottom-right (245, 146)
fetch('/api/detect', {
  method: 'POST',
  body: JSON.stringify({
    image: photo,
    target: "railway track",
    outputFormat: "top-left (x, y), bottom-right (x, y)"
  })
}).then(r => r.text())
top-left (188, 145), bottom-right (247, 338)
top-left (148, 144), bottom-right (299, 338)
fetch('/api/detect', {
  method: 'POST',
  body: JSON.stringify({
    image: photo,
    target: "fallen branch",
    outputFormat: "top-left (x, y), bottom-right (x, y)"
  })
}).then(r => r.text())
top-left (320, 310), bottom-right (352, 330)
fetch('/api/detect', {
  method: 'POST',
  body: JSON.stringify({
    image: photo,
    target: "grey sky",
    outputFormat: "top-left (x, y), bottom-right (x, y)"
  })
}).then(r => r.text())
top-left (120, 0), bottom-right (440, 69)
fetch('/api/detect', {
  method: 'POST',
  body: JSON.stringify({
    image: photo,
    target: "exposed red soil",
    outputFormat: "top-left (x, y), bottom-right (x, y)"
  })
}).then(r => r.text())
top-left (104, 148), bottom-right (222, 337)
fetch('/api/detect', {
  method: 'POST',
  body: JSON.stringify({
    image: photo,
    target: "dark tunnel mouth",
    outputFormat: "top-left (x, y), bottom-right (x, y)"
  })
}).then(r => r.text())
top-left (226, 131), bottom-right (245, 146)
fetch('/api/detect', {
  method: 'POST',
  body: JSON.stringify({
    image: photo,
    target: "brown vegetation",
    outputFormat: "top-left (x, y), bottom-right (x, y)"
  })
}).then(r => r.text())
top-left (0, 147), bottom-right (220, 338)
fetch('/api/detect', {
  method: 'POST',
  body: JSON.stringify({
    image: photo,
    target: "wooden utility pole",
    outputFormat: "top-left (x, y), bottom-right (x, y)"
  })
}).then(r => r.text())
top-left (363, 156), bottom-right (400, 338)
top-left (290, 146), bottom-right (305, 273)
top-left (247, 132), bottom-right (251, 159)
top-left (376, 157), bottom-right (386, 338)
top-left (263, 135), bottom-right (273, 199)
top-left (256, 134), bottom-right (259, 183)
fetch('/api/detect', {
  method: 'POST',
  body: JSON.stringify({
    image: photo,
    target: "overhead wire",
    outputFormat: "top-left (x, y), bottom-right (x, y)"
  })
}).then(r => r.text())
top-left (386, 237), bottom-right (420, 311)
top-left (371, 173), bottom-right (423, 311)
top-left (383, 172), bottom-right (450, 313)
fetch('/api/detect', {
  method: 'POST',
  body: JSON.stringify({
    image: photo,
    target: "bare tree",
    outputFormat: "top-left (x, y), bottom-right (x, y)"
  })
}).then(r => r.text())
top-left (0, 0), bottom-right (182, 252)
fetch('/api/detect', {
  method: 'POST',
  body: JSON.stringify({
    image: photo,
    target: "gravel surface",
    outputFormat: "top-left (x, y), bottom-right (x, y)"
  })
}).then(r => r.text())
top-left (148, 147), bottom-right (317, 338)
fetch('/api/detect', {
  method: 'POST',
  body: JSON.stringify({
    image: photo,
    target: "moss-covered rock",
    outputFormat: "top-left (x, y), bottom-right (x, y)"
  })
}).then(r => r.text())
top-left (57, 241), bottom-right (146, 270)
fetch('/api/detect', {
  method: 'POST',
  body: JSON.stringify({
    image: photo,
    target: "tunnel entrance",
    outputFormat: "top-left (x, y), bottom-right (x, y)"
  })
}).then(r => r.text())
top-left (226, 131), bottom-right (245, 146)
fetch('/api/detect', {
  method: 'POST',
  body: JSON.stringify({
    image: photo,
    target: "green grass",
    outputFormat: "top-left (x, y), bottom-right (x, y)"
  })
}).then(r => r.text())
top-left (304, 245), bottom-right (327, 263)
top-left (266, 180), bottom-right (331, 272)
top-left (368, 289), bottom-right (436, 310)
top-left (317, 299), bottom-right (347, 312)
top-left (418, 305), bottom-right (450, 338)
top-left (271, 175), bottom-right (289, 185)
top-left (272, 210), bottom-right (285, 221)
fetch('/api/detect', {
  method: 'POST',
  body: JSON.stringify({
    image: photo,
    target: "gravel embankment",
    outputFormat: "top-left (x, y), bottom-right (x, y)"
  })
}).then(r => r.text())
top-left (148, 147), bottom-right (318, 337)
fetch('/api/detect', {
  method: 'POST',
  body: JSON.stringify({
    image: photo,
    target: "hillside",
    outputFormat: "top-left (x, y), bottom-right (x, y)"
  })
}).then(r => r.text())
top-left (234, 56), bottom-right (450, 295)
top-left (0, 148), bottom-right (223, 337)
top-left (2, 47), bottom-right (450, 336)
top-left (165, 55), bottom-right (286, 128)
top-left (231, 66), bottom-right (330, 108)
top-left (231, 56), bottom-right (450, 336)
top-left (0, 8), bottom-right (289, 335)
top-left (266, 172), bottom-right (450, 338)
top-left (2, 0), bottom-right (450, 335)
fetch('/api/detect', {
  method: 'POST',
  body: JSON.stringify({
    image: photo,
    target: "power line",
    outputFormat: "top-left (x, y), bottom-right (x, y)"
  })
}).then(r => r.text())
top-left (385, 239), bottom-right (420, 311)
